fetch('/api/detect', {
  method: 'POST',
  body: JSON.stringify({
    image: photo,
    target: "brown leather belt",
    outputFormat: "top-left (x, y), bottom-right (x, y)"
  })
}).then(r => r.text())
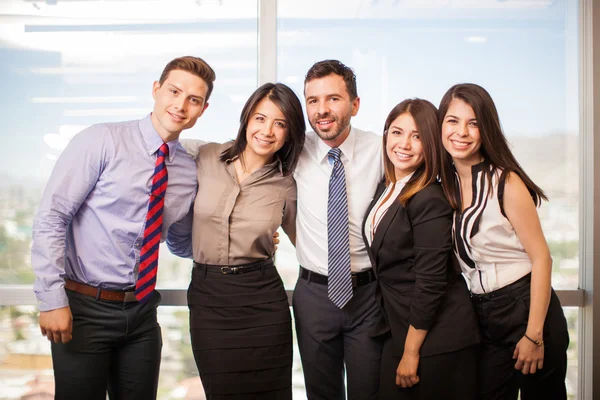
top-left (65, 279), bottom-right (138, 302)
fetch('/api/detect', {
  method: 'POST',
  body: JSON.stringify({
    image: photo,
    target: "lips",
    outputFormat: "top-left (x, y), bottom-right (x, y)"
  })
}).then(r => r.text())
top-left (168, 111), bottom-right (185, 122)
top-left (315, 119), bottom-right (334, 130)
top-left (254, 136), bottom-right (274, 146)
top-left (393, 151), bottom-right (413, 160)
top-left (450, 139), bottom-right (471, 149)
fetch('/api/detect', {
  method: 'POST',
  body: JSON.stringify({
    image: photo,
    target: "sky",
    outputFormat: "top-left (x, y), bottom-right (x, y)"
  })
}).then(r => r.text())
top-left (0, 0), bottom-right (579, 179)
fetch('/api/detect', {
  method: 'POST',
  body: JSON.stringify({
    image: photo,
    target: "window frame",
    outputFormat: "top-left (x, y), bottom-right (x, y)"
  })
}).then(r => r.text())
top-left (0, 0), bottom-right (596, 396)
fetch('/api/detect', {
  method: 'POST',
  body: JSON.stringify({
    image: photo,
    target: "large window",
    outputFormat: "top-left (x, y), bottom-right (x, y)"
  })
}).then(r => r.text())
top-left (0, 0), bottom-right (257, 397)
top-left (275, 0), bottom-right (579, 290)
top-left (274, 1), bottom-right (580, 398)
top-left (0, 0), bottom-right (590, 399)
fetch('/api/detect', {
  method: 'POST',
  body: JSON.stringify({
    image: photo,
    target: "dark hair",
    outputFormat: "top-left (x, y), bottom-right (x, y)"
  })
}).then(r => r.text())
top-left (304, 60), bottom-right (358, 100)
top-left (220, 83), bottom-right (306, 176)
top-left (438, 83), bottom-right (547, 209)
top-left (158, 56), bottom-right (216, 101)
top-left (383, 99), bottom-right (441, 206)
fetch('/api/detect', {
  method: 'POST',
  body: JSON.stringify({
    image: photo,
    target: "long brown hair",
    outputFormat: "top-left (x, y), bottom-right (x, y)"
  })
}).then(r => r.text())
top-left (220, 83), bottom-right (306, 176)
top-left (438, 83), bottom-right (547, 209)
top-left (383, 98), bottom-right (441, 206)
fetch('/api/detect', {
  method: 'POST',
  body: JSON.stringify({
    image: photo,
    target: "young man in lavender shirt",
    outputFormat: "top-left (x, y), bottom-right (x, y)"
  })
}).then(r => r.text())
top-left (31, 56), bottom-right (214, 400)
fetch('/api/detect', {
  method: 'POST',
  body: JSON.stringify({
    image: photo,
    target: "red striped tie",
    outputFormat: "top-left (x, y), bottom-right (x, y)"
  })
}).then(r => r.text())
top-left (135, 143), bottom-right (169, 303)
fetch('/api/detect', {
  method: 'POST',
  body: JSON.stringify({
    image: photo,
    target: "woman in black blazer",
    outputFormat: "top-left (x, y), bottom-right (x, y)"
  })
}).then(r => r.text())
top-left (363, 99), bottom-right (480, 399)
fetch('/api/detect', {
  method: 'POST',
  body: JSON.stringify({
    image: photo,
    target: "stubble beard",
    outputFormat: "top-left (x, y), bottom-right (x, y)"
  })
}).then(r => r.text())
top-left (310, 112), bottom-right (352, 142)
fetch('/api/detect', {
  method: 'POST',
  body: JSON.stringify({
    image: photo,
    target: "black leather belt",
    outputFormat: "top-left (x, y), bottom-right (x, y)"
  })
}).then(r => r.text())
top-left (470, 273), bottom-right (531, 303)
top-left (299, 266), bottom-right (376, 288)
top-left (193, 258), bottom-right (274, 275)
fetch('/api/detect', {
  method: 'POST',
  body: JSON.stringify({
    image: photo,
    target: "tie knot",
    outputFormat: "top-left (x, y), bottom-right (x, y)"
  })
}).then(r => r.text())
top-left (328, 148), bottom-right (342, 162)
top-left (158, 143), bottom-right (169, 158)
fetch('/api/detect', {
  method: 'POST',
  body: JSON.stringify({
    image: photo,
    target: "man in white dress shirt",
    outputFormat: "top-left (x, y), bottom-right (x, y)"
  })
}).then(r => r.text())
top-left (293, 59), bottom-right (384, 400)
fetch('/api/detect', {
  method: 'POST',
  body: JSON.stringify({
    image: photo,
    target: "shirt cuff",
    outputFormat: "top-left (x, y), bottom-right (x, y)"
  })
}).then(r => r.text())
top-left (36, 288), bottom-right (69, 312)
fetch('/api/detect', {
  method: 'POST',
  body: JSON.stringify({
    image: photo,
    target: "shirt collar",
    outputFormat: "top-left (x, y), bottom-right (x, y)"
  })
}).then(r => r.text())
top-left (399, 171), bottom-right (415, 184)
top-left (139, 113), bottom-right (179, 162)
top-left (316, 126), bottom-right (356, 165)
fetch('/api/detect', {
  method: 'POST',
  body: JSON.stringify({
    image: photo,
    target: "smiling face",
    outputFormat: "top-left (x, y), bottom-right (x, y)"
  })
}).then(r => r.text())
top-left (151, 69), bottom-right (209, 142)
top-left (441, 98), bottom-right (482, 165)
top-left (304, 73), bottom-right (359, 148)
top-left (385, 112), bottom-right (424, 180)
top-left (244, 97), bottom-right (288, 163)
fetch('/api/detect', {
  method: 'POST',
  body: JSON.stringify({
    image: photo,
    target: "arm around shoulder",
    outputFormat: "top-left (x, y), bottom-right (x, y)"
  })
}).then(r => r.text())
top-left (166, 204), bottom-right (195, 259)
top-left (281, 178), bottom-right (297, 246)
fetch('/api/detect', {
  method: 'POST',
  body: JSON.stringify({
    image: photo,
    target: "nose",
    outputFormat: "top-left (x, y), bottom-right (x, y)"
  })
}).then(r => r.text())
top-left (397, 134), bottom-right (411, 149)
top-left (173, 96), bottom-right (187, 111)
top-left (316, 101), bottom-right (329, 116)
top-left (456, 123), bottom-right (469, 137)
top-left (262, 121), bottom-right (275, 137)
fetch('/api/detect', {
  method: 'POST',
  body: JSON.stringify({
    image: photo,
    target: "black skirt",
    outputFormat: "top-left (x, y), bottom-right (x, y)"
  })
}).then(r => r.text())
top-left (188, 258), bottom-right (292, 399)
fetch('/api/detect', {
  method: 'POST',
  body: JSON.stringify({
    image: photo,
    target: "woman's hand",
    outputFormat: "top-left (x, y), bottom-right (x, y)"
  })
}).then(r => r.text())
top-left (396, 351), bottom-right (420, 388)
top-left (513, 335), bottom-right (544, 374)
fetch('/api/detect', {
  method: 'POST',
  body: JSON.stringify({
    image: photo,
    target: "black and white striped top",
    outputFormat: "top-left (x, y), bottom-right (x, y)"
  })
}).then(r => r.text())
top-left (453, 162), bottom-right (532, 294)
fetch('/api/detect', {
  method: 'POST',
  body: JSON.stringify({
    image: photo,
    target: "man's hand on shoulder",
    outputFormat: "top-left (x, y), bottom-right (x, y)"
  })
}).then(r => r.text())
top-left (273, 231), bottom-right (280, 251)
top-left (39, 306), bottom-right (73, 344)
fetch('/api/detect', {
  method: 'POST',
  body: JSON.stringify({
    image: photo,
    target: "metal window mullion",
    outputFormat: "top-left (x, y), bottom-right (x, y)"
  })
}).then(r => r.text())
top-left (0, 286), bottom-right (585, 307)
top-left (258, 0), bottom-right (277, 86)
top-left (579, 0), bottom-right (600, 398)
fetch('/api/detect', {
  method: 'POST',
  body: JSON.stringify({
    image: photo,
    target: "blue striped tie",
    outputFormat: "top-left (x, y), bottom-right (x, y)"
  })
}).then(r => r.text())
top-left (327, 148), bottom-right (353, 308)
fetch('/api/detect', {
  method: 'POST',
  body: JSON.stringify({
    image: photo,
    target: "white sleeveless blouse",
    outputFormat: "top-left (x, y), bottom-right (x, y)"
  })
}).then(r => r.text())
top-left (453, 162), bottom-right (533, 294)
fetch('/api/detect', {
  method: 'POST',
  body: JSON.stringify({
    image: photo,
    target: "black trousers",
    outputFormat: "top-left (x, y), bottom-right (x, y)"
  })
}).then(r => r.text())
top-left (475, 280), bottom-right (569, 400)
top-left (378, 336), bottom-right (478, 400)
top-left (51, 289), bottom-right (162, 400)
top-left (292, 275), bottom-right (384, 400)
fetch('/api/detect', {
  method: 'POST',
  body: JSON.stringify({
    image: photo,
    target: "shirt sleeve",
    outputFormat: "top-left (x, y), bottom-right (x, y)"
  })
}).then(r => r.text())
top-left (31, 125), bottom-right (108, 311)
top-left (406, 185), bottom-right (454, 330)
top-left (166, 204), bottom-right (194, 259)
top-left (281, 179), bottom-right (297, 246)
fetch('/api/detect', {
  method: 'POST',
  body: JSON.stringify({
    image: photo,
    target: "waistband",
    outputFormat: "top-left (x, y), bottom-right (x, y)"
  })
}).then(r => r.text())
top-left (193, 258), bottom-right (275, 275)
top-left (299, 266), bottom-right (376, 288)
top-left (64, 279), bottom-right (138, 302)
top-left (470, 273), bottom-right (531, 303)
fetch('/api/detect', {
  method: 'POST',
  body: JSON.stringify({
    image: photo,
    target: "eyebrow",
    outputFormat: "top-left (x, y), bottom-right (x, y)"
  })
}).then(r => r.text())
top-left (254, 112), bottom-right (287, 122)
top-left (168, 83), bottom-right (205, 101)
top-left (445, 114), bottom-right (477, 121)
top-left (390, 125), bottom-right (418, 133)
top-left (305, 93), bottom-right (342, 101)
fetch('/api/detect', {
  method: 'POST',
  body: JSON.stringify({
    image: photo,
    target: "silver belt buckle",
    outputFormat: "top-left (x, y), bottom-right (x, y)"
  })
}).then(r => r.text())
top-left (221, 266), bottom-right (239, 274)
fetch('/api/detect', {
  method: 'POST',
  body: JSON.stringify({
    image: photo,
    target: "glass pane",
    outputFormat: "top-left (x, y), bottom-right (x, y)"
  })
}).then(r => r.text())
top-left (0, 0), bottom-right (258, 288)
top-left (0, 305), bottom-right (576, 398)
top-left (275, 0), bottom-right (579, 290)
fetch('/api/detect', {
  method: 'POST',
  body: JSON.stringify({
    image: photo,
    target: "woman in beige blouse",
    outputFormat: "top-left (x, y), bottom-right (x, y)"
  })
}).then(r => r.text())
top-left (167, 82), bottom-right (305, 399)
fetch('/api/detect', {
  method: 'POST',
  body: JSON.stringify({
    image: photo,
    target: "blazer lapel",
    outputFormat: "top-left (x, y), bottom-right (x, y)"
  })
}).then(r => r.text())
top-left (362, 179), bottom-right (386, 269)
top-left (370, 193), bottom-right (402, 262)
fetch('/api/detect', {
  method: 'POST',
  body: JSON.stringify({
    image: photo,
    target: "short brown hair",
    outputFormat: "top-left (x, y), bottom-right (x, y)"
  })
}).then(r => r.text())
top-left (382, 98), bottom-right (441, 206)
top-left (304, 60), bottom-right (358, 100)
top-left (158, 56), bottom-right (216, 101)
